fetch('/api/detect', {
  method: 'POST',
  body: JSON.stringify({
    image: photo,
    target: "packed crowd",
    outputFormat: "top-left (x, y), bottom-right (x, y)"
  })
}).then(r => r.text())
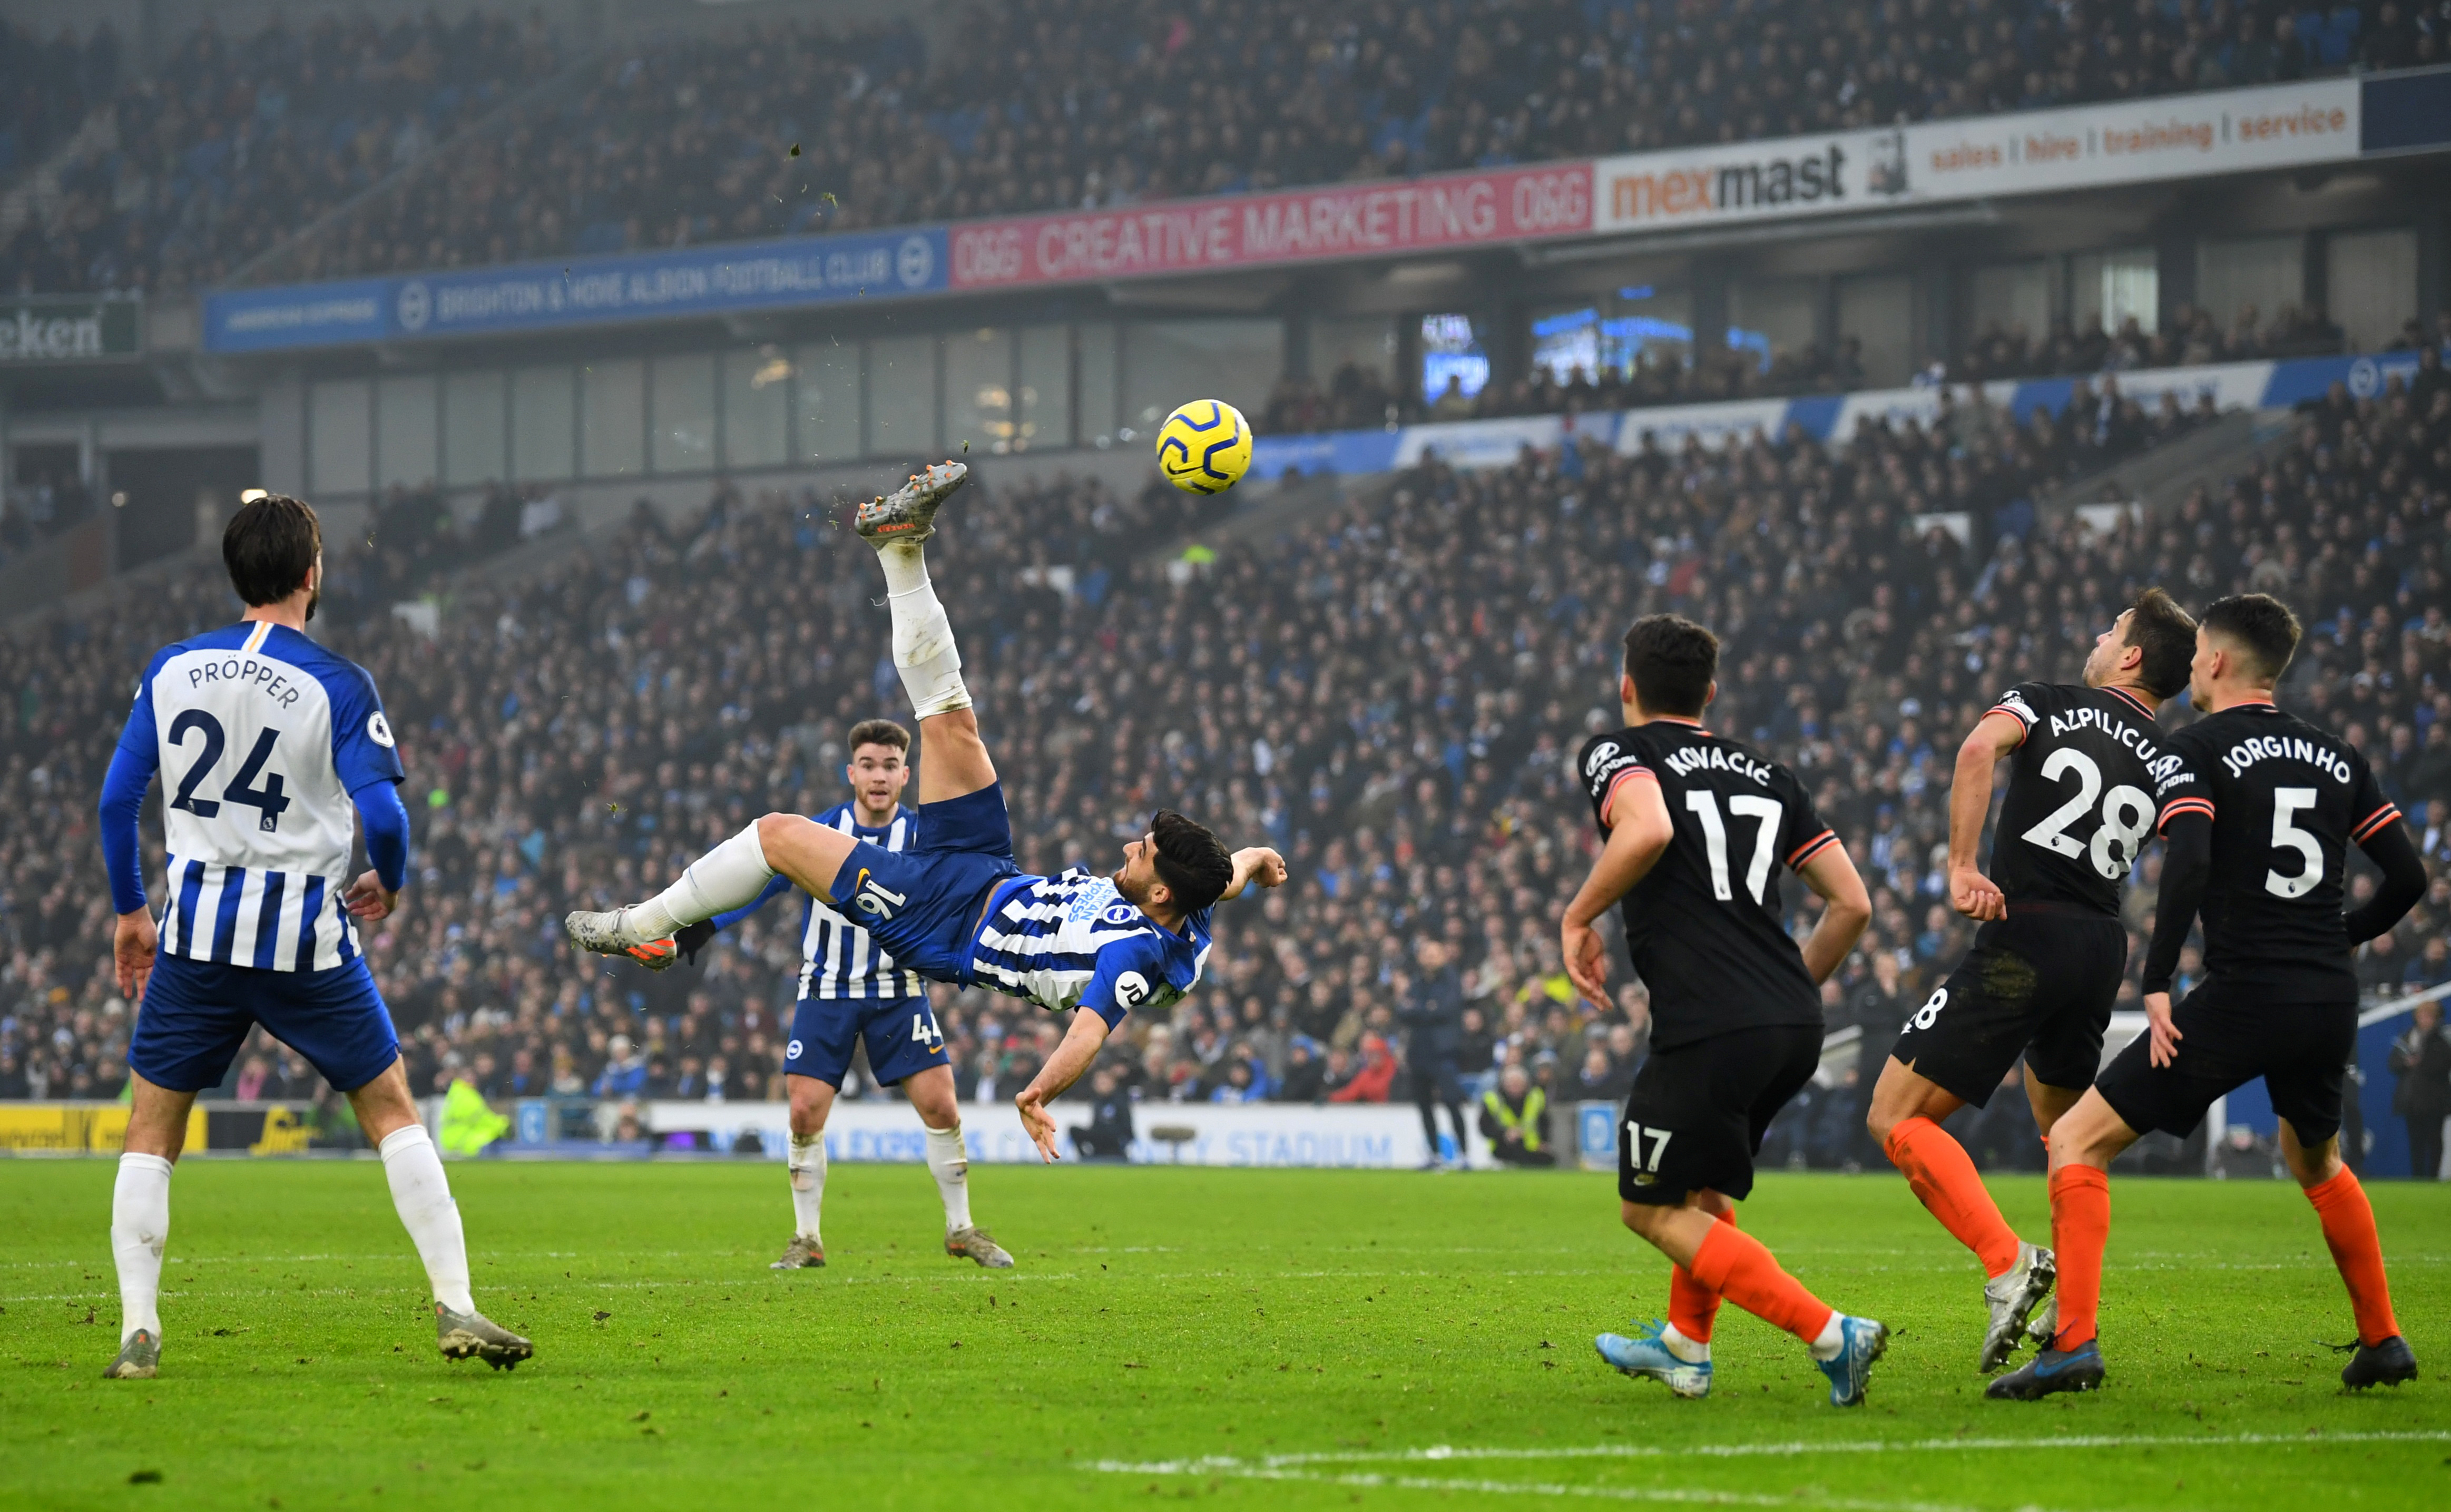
top-left (2, 0), bottom-right (2416, 293)
top-left (0, 11), bottom-right (561, 296)
top-left (0, 22), bottom-right (119, 182)
top-left (1953, 300), bottom-right (2362, 384)
top-left (2, 364), bottom-right (2446, 1171)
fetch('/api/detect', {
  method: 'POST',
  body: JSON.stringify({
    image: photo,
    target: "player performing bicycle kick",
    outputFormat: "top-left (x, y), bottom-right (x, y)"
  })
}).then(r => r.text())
top-left (566, 462), bottom-right (1287, 1161)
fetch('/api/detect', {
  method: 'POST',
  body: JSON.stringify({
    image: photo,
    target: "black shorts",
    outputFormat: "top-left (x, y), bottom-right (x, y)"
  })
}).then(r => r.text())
top-left (1620, 1023), bottom-right (1822, 1205)
top-left (1887, 907), bottom-right (2126, 1107)
top-left (2093, 976), bottom-right (2357, 1143)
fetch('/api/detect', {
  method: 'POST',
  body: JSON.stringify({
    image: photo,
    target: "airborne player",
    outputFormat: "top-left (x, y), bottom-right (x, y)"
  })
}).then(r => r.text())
top-left (1866, 590), bottom-right (2198, 1371)
top-left (567, 463), bottom-right (1287, 1158)
top-left (1562, 615), bottom-right (1887, 1407)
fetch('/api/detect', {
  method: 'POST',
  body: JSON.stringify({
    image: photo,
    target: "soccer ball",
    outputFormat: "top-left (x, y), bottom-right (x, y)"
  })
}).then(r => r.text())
top-left (1154, 400), bottom-right (1253, 495)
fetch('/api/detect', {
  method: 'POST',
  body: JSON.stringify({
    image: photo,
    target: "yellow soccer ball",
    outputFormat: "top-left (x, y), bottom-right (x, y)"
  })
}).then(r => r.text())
top-left (1154, 399), bottom-right (1253, 495)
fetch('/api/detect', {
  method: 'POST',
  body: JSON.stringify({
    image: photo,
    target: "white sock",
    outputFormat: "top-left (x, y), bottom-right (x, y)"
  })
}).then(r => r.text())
top-left (379, 1125), bottom-right (475, 1314)
top-left (1809, 1311), bottom-right (1847, 1361)
top-left (629, 821), bottom-right (777, 939)
top-left (924, 1123), bottom-right (973, 1233)
top-left (111, 1152), bottom-right (173, 1344)
top-left (875, 544), bottom-right (972, 719)
top-left (787, 1131), bottom-right (827, 1243)
top-left (1661, 1322), bottom-right (1710, 1364)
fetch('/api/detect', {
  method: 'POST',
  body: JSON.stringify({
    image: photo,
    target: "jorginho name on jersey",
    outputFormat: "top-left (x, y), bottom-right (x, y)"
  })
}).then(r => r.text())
top-left (717, 804), bottom-right (927, 1000)
top-left (1984, 681), bottom-right (2167, 914)
top-left (967, 868), bottom-right (1213, 1029)
top-left (117, 621), bottom-right (403, 971)
top-left (2149, 702), bottom-right (2400, 994)
top-left (1577, 721), bottom-right (1838, 1050)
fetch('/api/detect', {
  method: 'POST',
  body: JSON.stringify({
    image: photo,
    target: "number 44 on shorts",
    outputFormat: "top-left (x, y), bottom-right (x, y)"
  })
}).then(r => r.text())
top-left (1625, 1120), bottom-right (1674, 1173)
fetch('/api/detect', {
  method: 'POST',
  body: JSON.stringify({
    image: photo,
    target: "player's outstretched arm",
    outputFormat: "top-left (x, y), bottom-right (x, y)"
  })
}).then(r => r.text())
top-left (1219, 846), bottom-right (1288, 902)
top-left (1015, 1010), bottom-right (1112, 1163)
top-left (1559, 775), bottom-right (1674, 1006)
top-left (1795, 842), bottom-right (1872, 985)
top-left (1947, 712), bottom-right (2023, 921)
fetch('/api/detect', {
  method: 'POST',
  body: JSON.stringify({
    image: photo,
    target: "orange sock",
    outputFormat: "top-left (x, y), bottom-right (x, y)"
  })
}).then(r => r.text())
top-left (1884, 1116), bottom-right (2022, 1279)
top-left (2305, 1168), bottom-right (2399, 1347)
top-left (2048, 1164), bottom-right (2110, 1351)
top-left (1688, 1221), bottom-right (1835, 1345)
top-left (1667, 1210), bottom-right (1736, 1342)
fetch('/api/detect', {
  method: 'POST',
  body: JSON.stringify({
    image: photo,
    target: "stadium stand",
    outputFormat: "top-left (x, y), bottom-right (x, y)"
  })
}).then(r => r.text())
top-left (0, 22), bottom-right (118, 187)
top-left (0, 12), bottom-right (562, 296)
top-left (3, 365), bottom-right (2444, 1172)
top-left (0, 1), bottom-right (2404, 297)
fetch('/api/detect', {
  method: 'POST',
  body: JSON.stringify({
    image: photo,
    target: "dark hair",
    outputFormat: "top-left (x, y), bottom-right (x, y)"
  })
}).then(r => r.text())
top-left (2121, 587), bottom-right (2198, 698)
top-left (1149, 809), bottom-right (1233, 915)
top-left (2199, 592), bottom-right (2301, 685)
top-left (222, 494), bottom-right (321, 607)
top-left (845, 718), bottom-right (910, 755)
top-left (1621, 614), bottom-right (1718, 718)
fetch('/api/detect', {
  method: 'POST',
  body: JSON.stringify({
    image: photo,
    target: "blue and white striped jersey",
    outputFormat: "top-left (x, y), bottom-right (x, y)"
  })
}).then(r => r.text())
top-left (114, 620), bottom-right (404, 972)
top-left (966, 868), bottom-right (1214, 1028)
top-left (713, 803), bottom-right (925, 1000)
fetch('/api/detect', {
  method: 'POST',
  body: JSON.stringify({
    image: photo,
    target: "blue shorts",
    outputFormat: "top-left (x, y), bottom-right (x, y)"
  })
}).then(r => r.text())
top-left (785, 994), bottom-right (949, 1088)
top-left (130, 954), bottom-right (400, 1094)
top-left (825, 783), bottom-right (1019, 985)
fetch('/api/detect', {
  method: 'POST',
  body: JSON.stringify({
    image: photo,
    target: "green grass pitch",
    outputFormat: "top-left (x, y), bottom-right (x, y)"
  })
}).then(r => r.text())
top-left (1, 1159), bottom-right (2443, 1510)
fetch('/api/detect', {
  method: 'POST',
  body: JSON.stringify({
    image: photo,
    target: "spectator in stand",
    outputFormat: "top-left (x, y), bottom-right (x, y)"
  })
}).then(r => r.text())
top-left (2389, 1000), bottom-right (2450, 1180)
top-left (1477, 1061), bottom-right (1553, 1167)
top-left (1328, 1034), bottom-right (1398, 1104)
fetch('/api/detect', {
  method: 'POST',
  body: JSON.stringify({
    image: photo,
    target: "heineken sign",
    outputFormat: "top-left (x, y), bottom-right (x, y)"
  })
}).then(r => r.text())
top-left (0, 297), bottom-right (142, 362)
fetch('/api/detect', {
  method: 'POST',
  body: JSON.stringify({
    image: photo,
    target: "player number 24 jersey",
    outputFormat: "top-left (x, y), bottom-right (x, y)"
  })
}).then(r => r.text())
top-left (116, 621), bottom-right (404, 973)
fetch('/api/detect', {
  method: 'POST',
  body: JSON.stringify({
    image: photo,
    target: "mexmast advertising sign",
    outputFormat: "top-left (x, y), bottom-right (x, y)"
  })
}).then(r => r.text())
top-left (1593, 77), bottom-right (2365, 236)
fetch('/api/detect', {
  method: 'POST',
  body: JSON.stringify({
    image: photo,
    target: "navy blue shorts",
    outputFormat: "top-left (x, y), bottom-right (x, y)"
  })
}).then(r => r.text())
top-left (785, 994), bottom-right (949, 1088)
top-left (130, 954), bottom-right (400, 1094)
top-left (825, 782), bottom-right (1018, 984)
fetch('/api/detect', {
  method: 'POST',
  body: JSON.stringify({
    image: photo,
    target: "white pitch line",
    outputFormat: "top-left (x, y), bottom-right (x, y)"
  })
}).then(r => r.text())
top-left (1089, 1461), bottom-right (2036, 1512)
top-left (1099, 1429), bottom-right (2451, 1478)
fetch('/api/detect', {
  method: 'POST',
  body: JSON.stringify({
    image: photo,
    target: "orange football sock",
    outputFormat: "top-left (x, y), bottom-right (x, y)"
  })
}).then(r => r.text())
top-left (1666, 1210), bottom-right (1736, 1342)
top-left (2305, 1168), bottom-right (2399, 1347)
top-left (1884, 1116), bottom-right (2022, 1279)
top-left (2048, 1164), bottom-right (2110, 1351)
top-left (1688, 1221), bottom-right (1834, 1345)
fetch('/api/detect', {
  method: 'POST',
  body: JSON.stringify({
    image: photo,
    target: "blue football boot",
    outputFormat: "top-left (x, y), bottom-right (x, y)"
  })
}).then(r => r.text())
top-left (1986, 1337), bottom-right (2105, 1399)
top-left (1816, 1315), bottom-right (1890, 1407)
top-left (1594, 1320), bottom-right (1712, 1399)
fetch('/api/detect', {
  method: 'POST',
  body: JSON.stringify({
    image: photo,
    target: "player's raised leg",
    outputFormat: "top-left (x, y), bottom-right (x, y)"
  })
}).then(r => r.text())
top-left (348, 1058), bottom-right (533, 1368)
top-left (1868, 1061), bottom-right (2054, 1371)
top-left (852, 461), bottom-right (998, 804)
top-left (2280, 1119), bottom-right (2417, 1388)
top-left (104, 1072), bottom-right (191, 1379)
